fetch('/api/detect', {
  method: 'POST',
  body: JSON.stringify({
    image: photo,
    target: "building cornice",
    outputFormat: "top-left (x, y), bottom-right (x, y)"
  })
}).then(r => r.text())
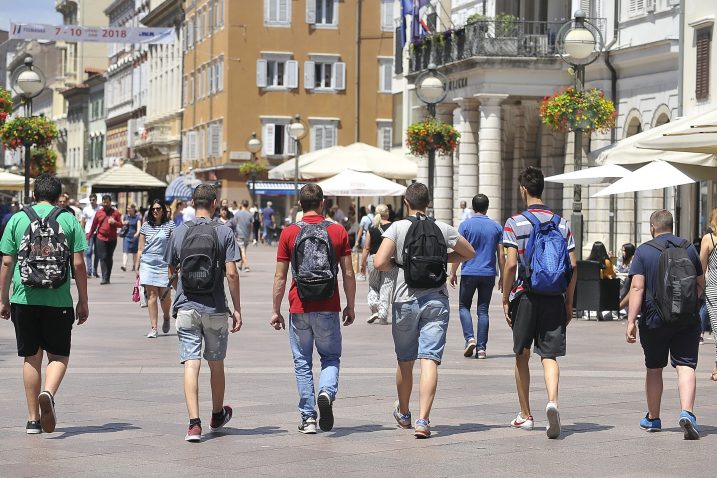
top-left (141, 0), bottom-right (182, 27)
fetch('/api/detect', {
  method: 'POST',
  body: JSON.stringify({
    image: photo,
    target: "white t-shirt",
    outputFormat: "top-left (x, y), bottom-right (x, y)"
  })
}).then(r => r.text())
top-left (382, 217), bottom-right (459, 303)
top-left (82, 204), bottom-right (99, 234)
top-left (182, 205), bottom-right (196, 222)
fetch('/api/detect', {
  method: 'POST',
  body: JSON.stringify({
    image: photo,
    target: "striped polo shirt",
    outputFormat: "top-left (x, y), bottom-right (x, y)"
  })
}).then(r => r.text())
top-left (502, 204), bottom-right (575, 296)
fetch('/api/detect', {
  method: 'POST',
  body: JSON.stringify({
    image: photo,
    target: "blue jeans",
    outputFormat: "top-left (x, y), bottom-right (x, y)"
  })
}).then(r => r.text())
top-left (392, 293), bottom-right (450, 363)
top-left (289, 312), bottom-right (342, 419)
top-left (458, 275), bottom-right (495, 350)
top-left (84, 235), bottom-right (99, 275)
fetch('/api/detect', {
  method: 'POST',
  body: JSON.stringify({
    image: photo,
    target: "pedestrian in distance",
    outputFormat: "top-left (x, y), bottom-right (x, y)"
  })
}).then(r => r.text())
top-left (261, 201), bottom-right (275, 245)
top-left (87, 195), bottom-right (123, 285)
top-left (81, 193), bottom-right (100, 278)
top-left (136, 199), bottom-right (176, 338)
top-left (502, 166), bottom-right (577, 439)
top-left (164, 184), bottom-right (243, 442)
top-left (121, 203), bottom-right (142, 272)
top-left (0, 174), bottom-right (89, 435)
top-left (231, 200), bottom-right (254, 272)
top-left (459, 200), bottom-right (472, 225)
top-left (271, 183), bottom-right (356, 435)
top-left (362, 204), bottom-right (397, 325)
top-left (700, 209), bottom-right (717, 377)
top-left (374, 182), bottom-right (475, 439)
top-left (627, 209), bottom-right (703, 439)
top-left (587, 241), bottom-right (616, 279)
top-left (449, 193), bottom-right (505, 359)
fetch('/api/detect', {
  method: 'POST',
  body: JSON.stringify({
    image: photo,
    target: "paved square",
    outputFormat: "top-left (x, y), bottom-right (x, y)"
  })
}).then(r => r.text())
top-left (0, 246), bottom-right (715, 477)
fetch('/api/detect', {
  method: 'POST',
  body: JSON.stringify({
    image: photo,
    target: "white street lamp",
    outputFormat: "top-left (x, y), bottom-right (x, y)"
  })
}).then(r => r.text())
top-left (287, 115), bottom-right (307, 221)
top-left (246, 132), bottom-right (263, 199)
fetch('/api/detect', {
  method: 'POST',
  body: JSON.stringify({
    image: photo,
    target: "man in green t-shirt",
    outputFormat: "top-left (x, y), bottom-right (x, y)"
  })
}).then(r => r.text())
top-left (0, 174), bottom-right (89, 435)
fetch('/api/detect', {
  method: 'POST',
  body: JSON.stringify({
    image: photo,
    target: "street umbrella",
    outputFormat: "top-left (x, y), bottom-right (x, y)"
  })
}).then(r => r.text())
top-left (544, 164), bottom-right (632, 185)
top-left (165, 175), bottom-right (195, 202)
top-left (592, 160), bottom-right (717, 197)
top-left (0, 170), bottom-right (31, 191)
top-left (317, 169), bottom-right (407, 197)
top-left (637, 126), bottom-right (717, 154)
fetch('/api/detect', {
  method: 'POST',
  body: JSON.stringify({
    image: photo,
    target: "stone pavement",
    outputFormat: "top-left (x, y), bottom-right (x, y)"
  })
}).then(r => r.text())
top-left (0, 245), bottom-right (715, 477)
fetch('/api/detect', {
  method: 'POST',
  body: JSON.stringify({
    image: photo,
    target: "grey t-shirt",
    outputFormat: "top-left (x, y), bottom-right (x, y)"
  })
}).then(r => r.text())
top-left (382, 217), bottom-right (459, 303)
top-left (232, 210), bottom-right (254, 239)
top-left (164, 217), bottom-right (240, 316)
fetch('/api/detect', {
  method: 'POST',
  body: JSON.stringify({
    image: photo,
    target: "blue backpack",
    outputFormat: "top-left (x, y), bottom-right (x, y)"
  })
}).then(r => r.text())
top-left (520, 210), bottom-right (572, 295)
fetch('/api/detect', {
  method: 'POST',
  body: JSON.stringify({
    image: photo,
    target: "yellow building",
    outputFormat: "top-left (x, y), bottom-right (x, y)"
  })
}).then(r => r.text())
top-left (181, 0), bottom-right (394, 209)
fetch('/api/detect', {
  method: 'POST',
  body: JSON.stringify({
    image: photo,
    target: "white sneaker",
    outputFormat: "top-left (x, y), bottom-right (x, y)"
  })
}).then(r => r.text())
top-left (146, 329), bottom-right (158, 338)
top-left (510, 413), bottom-right (534, 430)
top-left (546, 402), bottom-right (561, 439)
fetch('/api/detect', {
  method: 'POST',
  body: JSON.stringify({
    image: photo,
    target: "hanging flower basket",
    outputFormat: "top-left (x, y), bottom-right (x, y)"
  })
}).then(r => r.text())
top-left (0, 87), bottom-right (12, 126)
top-left (539, 87), bottom-right (617, 133)
top-left (0, 116), bottom-right (58, 150)
top-left (29, 147), bottom-right (58, 177)
top-left (239, 161), bottom-right (268, 178)
top-left (406, 119), bottom-right (460, 156)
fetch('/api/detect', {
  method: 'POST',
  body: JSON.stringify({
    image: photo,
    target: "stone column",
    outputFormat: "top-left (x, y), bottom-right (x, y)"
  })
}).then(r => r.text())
top-left (476, 94), bottom-right (508, 223)
top-left (452, 106), bottom-right (461, 227)
top-left (433, 103), bottom-right (455, 223)
top-left (454, 99), bottom-right (480, 226)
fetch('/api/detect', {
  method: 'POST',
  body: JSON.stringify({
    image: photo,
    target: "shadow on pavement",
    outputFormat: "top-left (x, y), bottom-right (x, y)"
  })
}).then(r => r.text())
top-left (202, 426), bottom-right (287, 441)
top-left (662, 425), bottom-right (717, 437)
top-left (431, 423), bottom-right (504, 438)
top-left (325, 424), bottom-right (396, 437)
top-left (557, 422), bottom-right (614, 439)
top-left (49, 422), bottom-right (141, 439)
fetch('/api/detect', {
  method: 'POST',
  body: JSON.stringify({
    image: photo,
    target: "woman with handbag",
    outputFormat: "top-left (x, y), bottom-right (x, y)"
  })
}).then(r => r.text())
top-left (121, 204), bottom-right (142, 272)
top-left (136, 199), bottom-right (175, 338)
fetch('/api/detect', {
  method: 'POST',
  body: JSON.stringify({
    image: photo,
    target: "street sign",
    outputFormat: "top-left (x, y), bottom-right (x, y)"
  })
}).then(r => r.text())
top-left (10, 23), bottom-right (176, 44)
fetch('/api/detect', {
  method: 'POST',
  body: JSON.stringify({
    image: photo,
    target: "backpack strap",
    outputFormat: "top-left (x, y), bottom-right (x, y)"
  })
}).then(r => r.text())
top-left (47, 206), bottom-right (68, 222)
top-left (22, 206), bottom-right (41, 223)
top-left (645, 238), bottom-right (666, 253)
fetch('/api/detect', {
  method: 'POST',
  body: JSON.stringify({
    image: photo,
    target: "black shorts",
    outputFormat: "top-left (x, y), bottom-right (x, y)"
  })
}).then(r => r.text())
top-left (510, 293), bottom-right (567, 358)
top-left (639, 320), bottom-right (701, 369)
top-left (11, 304), bottom-right (75, 357)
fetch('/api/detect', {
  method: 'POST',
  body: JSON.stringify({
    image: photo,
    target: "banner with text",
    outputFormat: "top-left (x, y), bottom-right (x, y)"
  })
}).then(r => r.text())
top-left (10, 23), bottom-right (176, 44)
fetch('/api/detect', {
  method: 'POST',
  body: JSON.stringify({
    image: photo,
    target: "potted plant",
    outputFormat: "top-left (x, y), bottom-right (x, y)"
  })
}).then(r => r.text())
top-left (0, 87), bottom-right (11, 126)
top-left (239, 161), bottom-right (268, 178)
top-left (406, 118), bottom-right (460, 156)
top-left (539, 87), bottom-right (617, 133)
top-left (0, 116), bottom-right (58, 150)
top-left (29, 147), bottom-right (58, 177)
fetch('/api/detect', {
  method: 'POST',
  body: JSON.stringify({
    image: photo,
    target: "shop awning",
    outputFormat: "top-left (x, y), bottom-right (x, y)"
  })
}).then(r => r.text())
top-left (89, 162), bottom-right (167, 192)
top-left (0, 171), bottom-right (32, 191)
top-left (248, 180), bottom-right (307, 196)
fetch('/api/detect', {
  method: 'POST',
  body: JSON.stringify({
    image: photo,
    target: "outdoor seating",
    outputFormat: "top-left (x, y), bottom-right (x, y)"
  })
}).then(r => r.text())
top-left (575, 260), bottom-right (621, 320)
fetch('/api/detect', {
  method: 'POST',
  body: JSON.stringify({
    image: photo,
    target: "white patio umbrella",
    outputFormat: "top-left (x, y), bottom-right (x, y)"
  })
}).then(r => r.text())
top-left (0, 171), bottom-right (31, 191)
top-left (592, 160), bottom-right (717, 197)
top-left (637, 126), bottom-right (717, 154)
top-left (267, 146), bottom-right (343, 180)
top-left (544, 164), bottom-right (632, 185)
top-left (300, 143), bottom-right (418, 180)
top-left (317, 169), bottom-right (407, 197)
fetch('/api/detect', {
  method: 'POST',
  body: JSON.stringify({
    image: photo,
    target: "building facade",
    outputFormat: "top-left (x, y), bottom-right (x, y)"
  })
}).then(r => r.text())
top-left (181, 0), bottom-right (394, 211)
top-left (137, 0), bottom-right (184, 182)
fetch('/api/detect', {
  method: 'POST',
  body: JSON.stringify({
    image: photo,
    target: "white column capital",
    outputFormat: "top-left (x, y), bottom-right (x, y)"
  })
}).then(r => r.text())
top-left (435, 102), bottom-right (458, 117)
top-left (451, 97), bottom-right (480, 110)
top-left (475, 94), bottom-right (509, 107)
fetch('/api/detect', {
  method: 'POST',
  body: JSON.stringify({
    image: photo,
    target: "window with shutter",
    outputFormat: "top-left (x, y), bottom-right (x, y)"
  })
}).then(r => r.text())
top-left (285, 127), bottom-right (297, 155)
top-left (628, 0), bottom-right (645, 17)
top-left (218, 58), bottom-right (224, 91)
top-left (333, 62), bottom-right (346, 90)
top-left (381, 0), bottom-right (393, 31)
top-left (304, 61), bottom-right (315, 89)
top-left (306, 0), bottom-right (316, 24)
top-left (377, 124), bottom-right (392, 151)
top-left (257, 59), bottom-right (268, 88)
top-left (313, 125), bottom-right (324, 151)
top-left (696, 28), bottom-right (711, 101)
top-left (264, 124), bottom-right (276, 155)
top-left (286, 60), bottom-right (299, 88)
top-left (379, 59), bottom-right (392, 93)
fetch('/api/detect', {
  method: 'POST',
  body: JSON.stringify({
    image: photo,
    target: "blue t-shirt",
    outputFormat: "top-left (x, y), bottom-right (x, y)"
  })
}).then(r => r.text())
top-left (459, 214), bottom-right (503, 276)
top-left (629, 233), bottom-right (703, 329)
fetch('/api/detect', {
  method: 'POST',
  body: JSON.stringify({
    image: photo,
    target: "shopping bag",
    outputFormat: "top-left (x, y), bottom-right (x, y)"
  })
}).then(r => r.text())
top-left (132, 276), bottom-right (141, 303)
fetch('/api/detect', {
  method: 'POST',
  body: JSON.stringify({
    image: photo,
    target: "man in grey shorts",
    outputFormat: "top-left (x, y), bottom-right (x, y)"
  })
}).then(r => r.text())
top-left (165, 184), bottom-right (243, 442)
top-left (232, 200), bottom-right (254, 272)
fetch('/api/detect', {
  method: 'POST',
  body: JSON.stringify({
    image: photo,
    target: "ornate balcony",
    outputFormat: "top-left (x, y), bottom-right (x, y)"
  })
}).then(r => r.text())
top-left (408, 18), bottom-right (606, 74)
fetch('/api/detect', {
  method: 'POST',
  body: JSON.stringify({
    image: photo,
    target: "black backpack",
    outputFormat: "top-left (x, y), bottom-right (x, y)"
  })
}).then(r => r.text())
top-left (179, 220), bottom-right (223, 295)
top-left (290, 221), bottom-right (338, 301)
top-left (400, 214), bottom-right (448, 289)
top-left (18, 206), bottom-right (71, 289)
top-left (646, 238), bottom-right (699, 324)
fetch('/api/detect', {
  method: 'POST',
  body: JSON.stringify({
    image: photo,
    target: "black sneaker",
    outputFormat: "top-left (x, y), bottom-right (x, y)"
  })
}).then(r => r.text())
top-left (38, 391), bottom-right (56, 433)
top-left (26, 421), bottom-right (42, 434)
top-left (298, 417), bottom-right (317, 434)
top-left (317, 391), bottom-right (334, 432)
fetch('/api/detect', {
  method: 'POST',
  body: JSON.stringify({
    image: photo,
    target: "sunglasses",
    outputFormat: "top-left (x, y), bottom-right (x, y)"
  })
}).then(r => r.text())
top-left (151, 207), bottom-right (163, 211)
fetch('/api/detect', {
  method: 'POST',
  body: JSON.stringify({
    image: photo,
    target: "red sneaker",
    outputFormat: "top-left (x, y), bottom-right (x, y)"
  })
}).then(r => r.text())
top-left (210, 405), bottom-right (233, 431)
top-left (185, 423), bottom-right (202, 442)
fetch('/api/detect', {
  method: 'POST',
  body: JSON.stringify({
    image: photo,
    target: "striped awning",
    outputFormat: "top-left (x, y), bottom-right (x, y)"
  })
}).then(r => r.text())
top-left (249, 181), bottom-right (307, 196)
top-left (165, 175), bottom-right (194, 202)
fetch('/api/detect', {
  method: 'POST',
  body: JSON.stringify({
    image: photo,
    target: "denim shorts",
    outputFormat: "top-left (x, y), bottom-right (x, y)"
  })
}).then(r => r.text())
top-left (176, 309), bottom-right (229, 363)
top-left (392, 293), bottom-right (450, 364)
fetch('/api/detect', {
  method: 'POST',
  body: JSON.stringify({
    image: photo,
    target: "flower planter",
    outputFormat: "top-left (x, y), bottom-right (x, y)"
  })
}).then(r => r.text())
top-left (539, 87), bottom-right (617, 134)
top-left (1, 116), bottom-right (58, 150)
top-left (406, 119), bottom-right (460, 157)
top-left (0, 87), bottom-right (12, 127)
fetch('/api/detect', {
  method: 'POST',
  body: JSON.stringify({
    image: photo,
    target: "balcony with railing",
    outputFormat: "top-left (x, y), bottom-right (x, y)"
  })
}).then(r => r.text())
top-left (408, 17), bottom-right (606, 74)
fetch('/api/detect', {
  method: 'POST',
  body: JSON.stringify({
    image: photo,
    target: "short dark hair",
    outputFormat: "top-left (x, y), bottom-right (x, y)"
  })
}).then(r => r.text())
top-left (101, 194), bottom-right (112, 203)
top-left (472, 194), bottom-right (489, 214)
top-left (89, 193), bottom-right (97, 200)
top-left (241, 199), bottom-right (249, 208)
top-left (299, 183), bottom-right (324, 212)
top-left (405, 182), bottom-right (430, 210)
top-left (650, 209), bottom-right (673, 233)
top-left (33, 174), bottom-right (62, 203)
top-left (193, 184), bottom-right (217, 210)
top-left (518, 166), bottom-right (544, 198)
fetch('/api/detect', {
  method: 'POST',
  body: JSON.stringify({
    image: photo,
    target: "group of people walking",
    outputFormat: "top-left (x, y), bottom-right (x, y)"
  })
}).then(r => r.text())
top-left (0, 166), bottom-right (710, 443)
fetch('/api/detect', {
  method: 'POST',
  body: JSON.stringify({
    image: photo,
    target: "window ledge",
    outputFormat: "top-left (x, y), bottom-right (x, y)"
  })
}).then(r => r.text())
top-left (310, 88), bottom-right (338, 94)
top-left (263, 86), bottom-right (292, 92)
top-left (312, 24), bottom-right (339, 29)
top-left (264, 22), bottom-right (291, 28)
top-left (689, 16), bottom-right (715, 30)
